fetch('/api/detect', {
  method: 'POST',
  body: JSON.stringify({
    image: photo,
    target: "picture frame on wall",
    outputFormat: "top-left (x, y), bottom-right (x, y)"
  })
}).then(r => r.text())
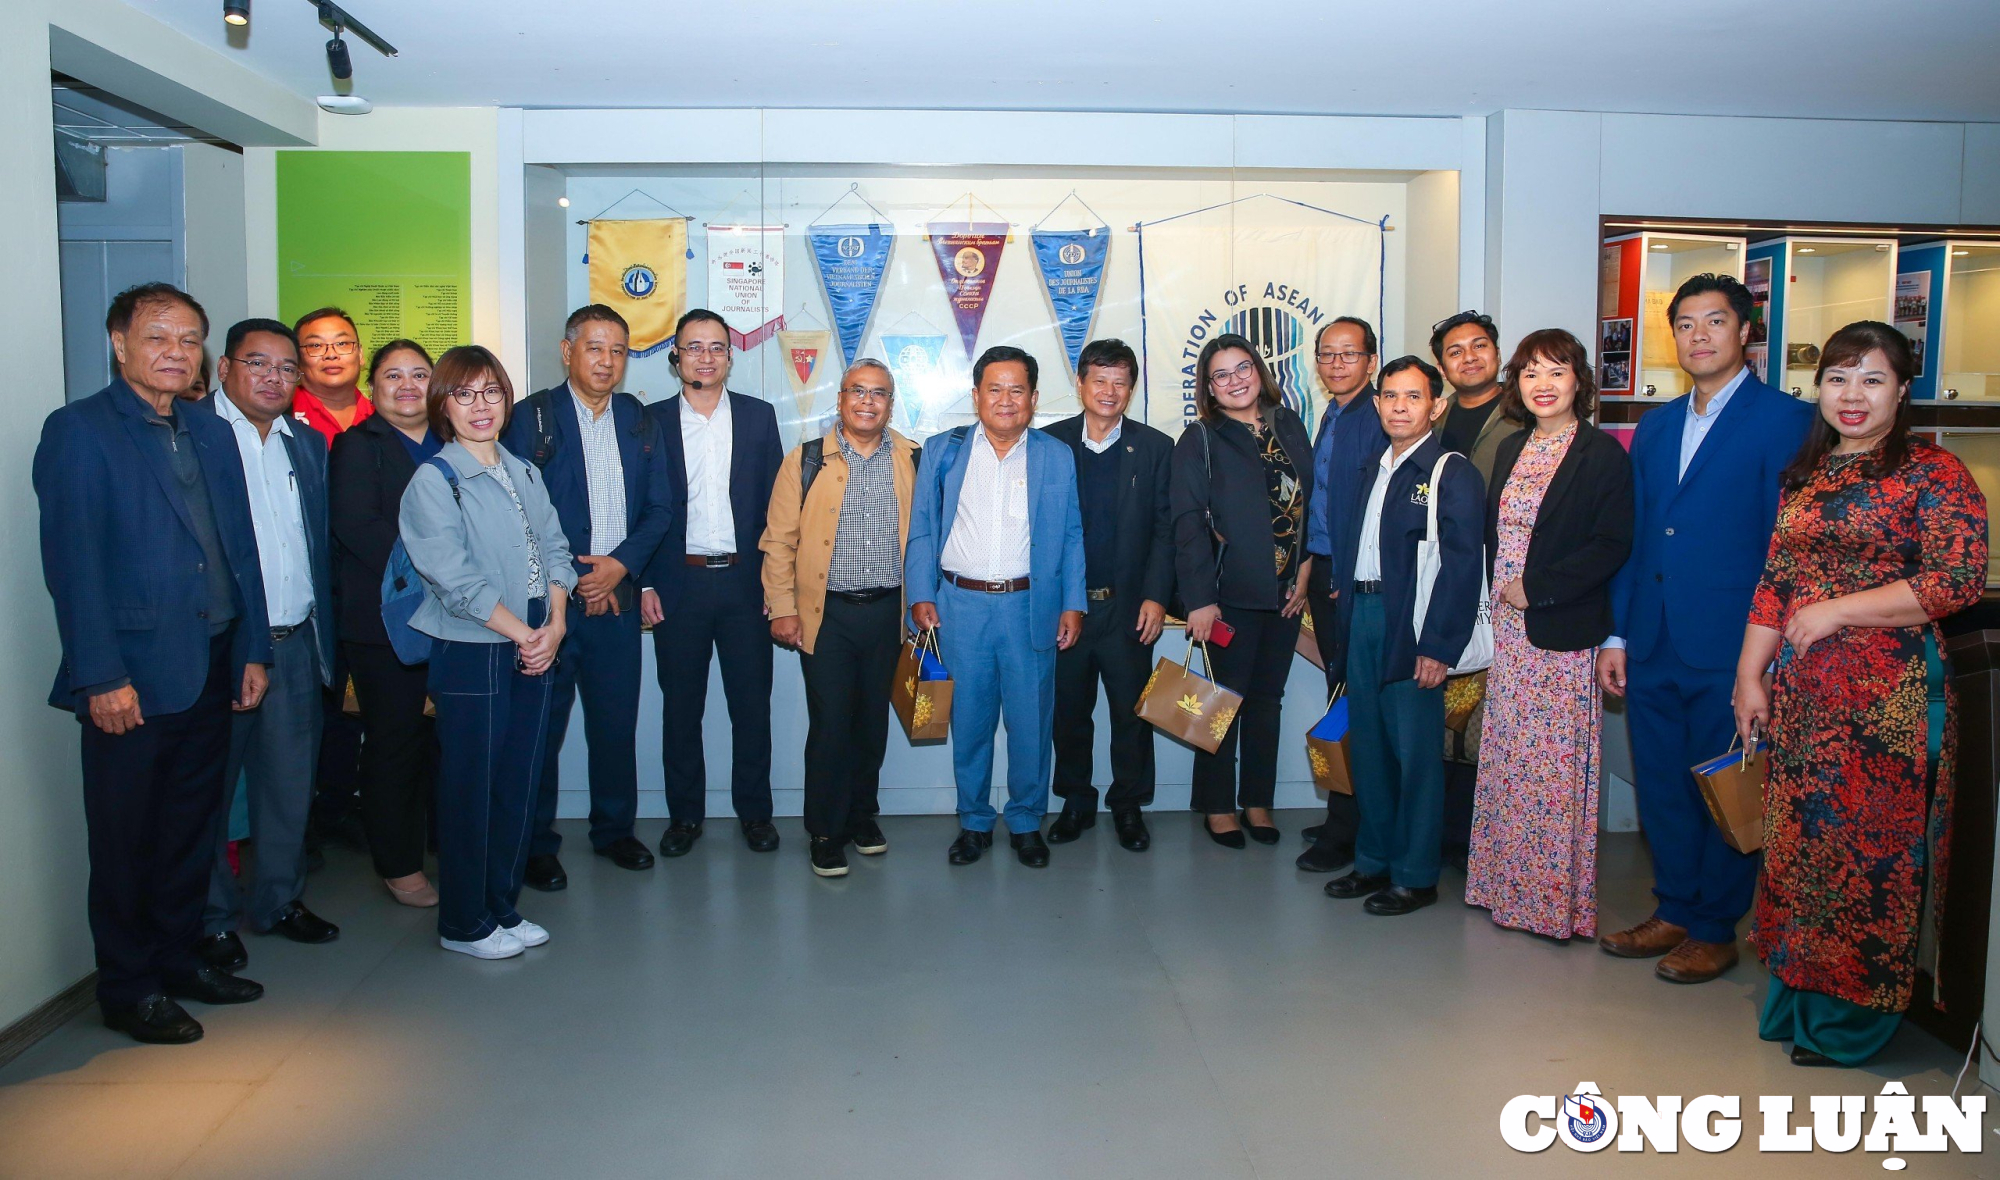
top-left (1599, 317), bottom-right (1633, 392)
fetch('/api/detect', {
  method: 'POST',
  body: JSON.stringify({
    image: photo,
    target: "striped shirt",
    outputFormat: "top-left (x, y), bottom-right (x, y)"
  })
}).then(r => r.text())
top-left (827, 431), bottom-right (902, 592)
top-left (571, 394), bottom-right (627, 556)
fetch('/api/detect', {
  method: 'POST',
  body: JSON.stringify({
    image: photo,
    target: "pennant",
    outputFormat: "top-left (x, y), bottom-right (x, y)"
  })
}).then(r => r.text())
top-left (807, 223), bottom-right (894, 365)
top-left (777, 328), bottom-right (830, 421)
top-left (882, 333), bottom-right (948, 432)
top-left (1030, 228), bottom-right (1110, 376)
top-left (707, 225), bottom-right (786, 352)
top-left (926, 221), bottom-right (1008, 361)
top-left (587, 219), bottom-right (688, 357)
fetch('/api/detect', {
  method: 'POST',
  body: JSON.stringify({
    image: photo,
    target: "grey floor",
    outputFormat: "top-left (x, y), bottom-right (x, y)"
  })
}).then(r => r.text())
top-left (0, 814), bottom-right (1991, 1179)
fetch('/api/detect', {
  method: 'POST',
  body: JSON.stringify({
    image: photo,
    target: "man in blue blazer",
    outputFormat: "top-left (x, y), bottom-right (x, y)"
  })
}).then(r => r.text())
top-left (35, 284), bottom-right (272, 1044)
top-left (508, 305), bottom-right (676, 888)
top-left (906, 346), bottom-right (1086, 868)
top-left (1599, 273), bottom-right (1813, 983)
top-left (639, 310), bottom-right (785, 856)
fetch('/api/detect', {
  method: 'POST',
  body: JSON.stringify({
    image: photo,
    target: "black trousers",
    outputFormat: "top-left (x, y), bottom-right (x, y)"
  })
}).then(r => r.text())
top-left (80, 633), bottom-right (233, 1006)
top-left (311, 645), bottom-right (363, 824)
top-left (1308, 559), bottom-right (1361, 850)
top-left (653, 565), bottom-right (774, 824)
top-left (1190, 605), bottom-right (1300, 815)
top-left (346, 640), bottom-right (436, 879)
top-left (1052, 596), bottom-right (1156, 813)
top-left (798, 592), bottom-right (901, 840)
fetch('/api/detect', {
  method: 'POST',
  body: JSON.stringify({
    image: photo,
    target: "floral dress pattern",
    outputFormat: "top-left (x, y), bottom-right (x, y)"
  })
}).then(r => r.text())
top-left (1751, 439), bottom-right (1987, 1012)
top-left (1465, 423), bottom-right (1599, 939)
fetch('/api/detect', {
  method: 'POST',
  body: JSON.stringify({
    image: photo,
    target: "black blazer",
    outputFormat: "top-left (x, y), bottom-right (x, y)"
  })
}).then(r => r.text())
top-left (329, 412), bottom-right (423, 647)
top-left (1169, 405), bottom-right (1314, 613)
top-left (1485, 420), bottom-right (1634, 652)
top-left (641, 391), bottom-right (785, 612)
top-left (1042, 414), bottom-right (1175, 625)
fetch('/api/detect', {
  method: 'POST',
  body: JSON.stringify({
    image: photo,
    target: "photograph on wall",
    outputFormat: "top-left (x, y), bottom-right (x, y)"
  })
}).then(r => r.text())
top-left (1744, 256), bottom-right (1772, 345)
top-left (1598, 317), bottom-right (1633, 391)
top-left (1895, 270), bottom-right (1930, 377)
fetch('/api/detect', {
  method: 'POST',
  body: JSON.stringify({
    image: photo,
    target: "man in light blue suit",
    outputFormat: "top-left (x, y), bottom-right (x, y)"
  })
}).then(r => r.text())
top-left (906, 346), bottom-right (1087, 868)
top-left (1599, 273), bottom-right (1813, 984)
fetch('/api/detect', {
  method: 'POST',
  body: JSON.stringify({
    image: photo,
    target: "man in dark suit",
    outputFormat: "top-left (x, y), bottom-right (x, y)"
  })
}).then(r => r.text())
top-left (508, 305), bottom-right (675, 889)
top-left (195, 319), bottom-right (342, 974)
top-left (639, 309), bottom-right (785, 856)
top-left (1041, 339), bottom-right (1173, 853)
top-left (1598, 273), bottom-right (1813, 983)
top-left (35, 284), bottom-right (273, 1044)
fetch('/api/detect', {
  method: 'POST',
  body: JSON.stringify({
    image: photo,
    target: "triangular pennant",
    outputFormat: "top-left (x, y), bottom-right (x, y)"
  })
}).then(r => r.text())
top-left (777, 328), bottom-right (830, 421)
top-left (926, 221), bottom-right (1008, 361)
top-left (1030, 228), bottom-right (1110, 376)
top-left (882, 333), bottom-right (948, 433)
top-left (806, 223), bottom-right (894, 365)
top-left (707, 225), bottom-right (786, 352)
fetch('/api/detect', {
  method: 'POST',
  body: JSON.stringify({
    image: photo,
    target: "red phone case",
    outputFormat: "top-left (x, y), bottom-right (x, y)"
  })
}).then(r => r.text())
top-left (1209, 620), bottom-right (1236, 647)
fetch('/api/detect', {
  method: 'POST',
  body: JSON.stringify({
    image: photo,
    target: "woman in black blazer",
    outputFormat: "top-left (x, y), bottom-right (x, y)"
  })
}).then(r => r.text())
top-left (1170, 333), bottom-right (1315, 848)
top-left (1463, 328), bottom-right (1633, 943)
top-left (329, 340), bottom-right (442, 908)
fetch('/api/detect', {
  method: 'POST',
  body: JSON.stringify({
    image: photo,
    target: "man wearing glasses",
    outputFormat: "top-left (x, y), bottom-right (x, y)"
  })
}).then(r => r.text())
top-left (1297, 317), bottom-right (1385, 874)
top-left (759, 361), bottom-right (920, 877)
top-left (640, 310), bottom-right (785, 857)
top-left (291, 308), bottom-right (373, 447)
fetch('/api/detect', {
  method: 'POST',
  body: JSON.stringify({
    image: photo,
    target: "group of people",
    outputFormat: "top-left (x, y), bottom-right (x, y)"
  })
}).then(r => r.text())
top-left (39, 272), bottom-right (1983, 1070)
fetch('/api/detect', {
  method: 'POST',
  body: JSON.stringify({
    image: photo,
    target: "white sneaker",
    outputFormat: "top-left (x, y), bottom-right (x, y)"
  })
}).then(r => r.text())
top-left (503, 918), bottom-right (549, 948)
top-left (440, 929), bottom-right (524, 959)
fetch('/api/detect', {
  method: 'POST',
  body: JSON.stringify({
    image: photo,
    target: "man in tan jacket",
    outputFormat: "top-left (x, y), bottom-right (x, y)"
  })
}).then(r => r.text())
top-left (761, 360), bottom-right (921, 878)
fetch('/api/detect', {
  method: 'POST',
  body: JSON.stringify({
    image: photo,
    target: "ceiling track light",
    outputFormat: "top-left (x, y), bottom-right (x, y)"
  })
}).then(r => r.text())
top-left (325, 30), bottom-right (352, 81)
top-left (223, 0), bottom-right (250, 26)
top-left (313, 0), bottom-right (397, 59)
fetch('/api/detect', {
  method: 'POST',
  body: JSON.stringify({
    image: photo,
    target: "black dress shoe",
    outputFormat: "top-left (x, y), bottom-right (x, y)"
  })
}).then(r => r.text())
top-left (1112, 809), bottom-right (1150, 852)
top-left (195, 931), bottom-right (248, 971)
top-left (851, 817), bottom-right (888, 856)
top-left (595, 836), bottom-right (655, 871)
top-left (1203, 815), bottom-right (1247, 849)
top-left (1324, 869), bottom-right (1390, 899)
top-left (164, 965), bottom-right (265, 1005)
top-left (1046, 807), bottom-right (1095, 844)
top-left (1363, 885), bottom-right (1439, 916)
top-left (1240, 810), bottom-right (1280, 845)
top-left (948, 828), bottom-right (992, 865)
top-left (741, 819), bottom-right (781, 853)
top-left (103, 995), bottom-right (202, 1044)
top-left (524, 853), bottom-right (568, 892)
top-left (659, 821), bottom-right (703, 858)
top-left (1301, 822), bottom-right (1327, 846)
top-left (1790, 1044), bottom-right (1842, 1067)
top-left (266, 901), bottom-right (339, 944)
top-left (1295, 841), bottom-right (1354, 874)
top-left (1010, 831), bottom-right (1051, 867)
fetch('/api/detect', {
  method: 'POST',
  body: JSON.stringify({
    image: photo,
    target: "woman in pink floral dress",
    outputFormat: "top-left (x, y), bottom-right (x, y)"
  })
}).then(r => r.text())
top-left (1465, 329), bottom-right (1634, 940)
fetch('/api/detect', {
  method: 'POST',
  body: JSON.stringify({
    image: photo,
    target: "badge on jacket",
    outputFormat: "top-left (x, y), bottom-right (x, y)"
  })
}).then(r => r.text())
top-left (1410, 482), bottom-right (1433, 506)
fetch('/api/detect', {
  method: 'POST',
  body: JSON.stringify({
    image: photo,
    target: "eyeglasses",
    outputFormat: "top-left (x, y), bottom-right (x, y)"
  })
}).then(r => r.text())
top-left (300, 340), bottom-right (359, 358)
top-left (1316, 350), bottom-right (1368, 365)
top-left (230, 355), bottom-right (302, 383)
top-left (448, 386), bottom-right (507, 406)
top-left (679, 342), bottom-right (730, 359)
top-left (1208, 359), bottom-right (1259, 387)
top-left (841, 385), bottom-right (892, 402)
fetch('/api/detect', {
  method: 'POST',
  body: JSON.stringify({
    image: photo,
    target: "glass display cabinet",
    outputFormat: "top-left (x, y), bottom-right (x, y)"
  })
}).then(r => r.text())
top-left (1597, 231), bottom-right (1744, 401)
top-left (1899, 241), bottom-right (2000, 402)
top-left (1743, 236), bottom-right (1897, 398)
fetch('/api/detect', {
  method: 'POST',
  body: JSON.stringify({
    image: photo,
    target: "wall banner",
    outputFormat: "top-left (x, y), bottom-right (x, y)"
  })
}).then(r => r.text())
top-left (1030, 228), bottom-right (1110, 376)
top-left (882, 333), bottom-right (949, 432)
top-left (926, 222), bottom-right (1009, 361)
top-left (777, 328), bottom-right (830, 421)
top-left (707, 225), bottom-right (786, 352)
top-left (807, 223), bottom-right (894, 365)
top-left (587, 217), bottom-right (689, 357)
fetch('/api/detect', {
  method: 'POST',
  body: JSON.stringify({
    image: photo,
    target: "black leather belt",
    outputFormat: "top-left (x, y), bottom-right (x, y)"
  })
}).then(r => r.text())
top-left (946, 572), bottom-right (1030, 593)
top-left (685, 553), bottom-right (738, 568)
top-left (1086, 587), bottom-right (1115, 602)
top-left (1353, 580), bottom-right (1382, 594)
top-left (829, 586), bottom-right (898, 604)
top-left (270, 620), bottom-right (308, 641)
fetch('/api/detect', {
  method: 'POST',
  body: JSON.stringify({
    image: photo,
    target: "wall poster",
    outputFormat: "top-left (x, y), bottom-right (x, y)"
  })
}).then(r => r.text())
top-left (1894, 270), bottom-right (1930, 378)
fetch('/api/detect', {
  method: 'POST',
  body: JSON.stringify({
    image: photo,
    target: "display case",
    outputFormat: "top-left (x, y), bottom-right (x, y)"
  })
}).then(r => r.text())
top-left (1596, 231), bottom-right (1745, 401)
top-left (1897, 241), bottom-right (2000, 402)
top-left (1743, 235), bottom-right (1897, 398)
top-left (1933, 428), bottom-right (2000, 587)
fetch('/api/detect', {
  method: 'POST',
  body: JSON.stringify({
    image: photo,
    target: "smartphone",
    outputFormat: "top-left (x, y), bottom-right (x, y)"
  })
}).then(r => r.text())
top-left (1209, 619), bottom-right (1237, 647)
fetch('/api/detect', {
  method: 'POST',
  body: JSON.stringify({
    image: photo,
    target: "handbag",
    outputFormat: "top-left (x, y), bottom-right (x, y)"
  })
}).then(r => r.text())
top-left (891, 629), bottom-right (953, 742)
top-left (1691, 731), bottom-right (1769, 854)
top-left (380, 455), bottom-right (459, 667)
top-left (1305, 686), bottom-right (1353, 795)
top-left (1135, 636), bottom-right (1243, 754)
top-left (1411, 451), bottom-right (1494, 675)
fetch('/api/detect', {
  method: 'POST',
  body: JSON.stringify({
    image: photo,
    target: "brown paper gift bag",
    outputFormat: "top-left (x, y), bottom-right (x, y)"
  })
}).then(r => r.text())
top-left (343, 677), bottom-right (436, 719)
top-left (1305, 688), bottom-right (1352, 795)
top-left (1295, 601), bottom-right (1325, 670)
top-left (1443, 670), bottom-right (1486, 733)
top-left (892, 630), bottom-right (952, 742)
top-left (1692, 733), bottom-right (1768, 854)
top-left (1135, 639), bottom-right (1243, 754)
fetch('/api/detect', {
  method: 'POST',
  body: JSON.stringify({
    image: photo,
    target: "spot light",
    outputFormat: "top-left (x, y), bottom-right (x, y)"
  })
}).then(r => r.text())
top-left (224, 0), bottom-right (249, 25)
top-left (557, 197), bottom-right (570, 208)
top-left (326, 31), bottom-right (353, 80)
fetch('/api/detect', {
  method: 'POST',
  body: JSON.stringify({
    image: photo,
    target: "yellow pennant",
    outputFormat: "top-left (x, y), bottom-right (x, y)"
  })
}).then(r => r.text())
top-left (587, 218), bottom-right (687, 355)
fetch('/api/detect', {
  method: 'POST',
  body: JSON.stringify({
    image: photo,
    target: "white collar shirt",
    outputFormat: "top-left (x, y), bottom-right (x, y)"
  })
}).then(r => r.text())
top-left (217, 393), bottom-right (316, 627)
top-left (681, 392), bottom-right (736, 555)
top-left (940, 424), bottom-right (1032, 581)
top-left (570, 389), bottom-right (627, 556)
top-left (1354, 432), bottom-right (1431, 583)
top-left (1679, 366), bottom-right (1749, 481)
top-left (1081, 417), bottom-right (1123, 455)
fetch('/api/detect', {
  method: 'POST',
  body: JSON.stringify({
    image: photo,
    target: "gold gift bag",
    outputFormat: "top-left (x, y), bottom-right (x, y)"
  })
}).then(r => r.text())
top-left (1305, 687), bottom-right (1353, 795)
top-left (1135, 638), bottom-right (1243, 754)
top-left (1295, 601), bottom-right (1326, 670)
top-left (1692, 733), bottom-right (1768, 854)
top-left (345, 676), bottom-right (438, 719)
top-left (1443, 670), bottom-right (1486, 733)
top-left (892, 630), bottom-right (952, 743)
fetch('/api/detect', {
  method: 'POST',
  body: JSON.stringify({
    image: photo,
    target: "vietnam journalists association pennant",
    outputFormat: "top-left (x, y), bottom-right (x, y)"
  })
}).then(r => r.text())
top-left (926, 222), bottom-right (1008, 361)
top-left (587, 218), bottom-right (688, 357)
top-left (1030, 228), bottom-right (1109, 376)
top-left (807, 223), bottom-right (894, 365)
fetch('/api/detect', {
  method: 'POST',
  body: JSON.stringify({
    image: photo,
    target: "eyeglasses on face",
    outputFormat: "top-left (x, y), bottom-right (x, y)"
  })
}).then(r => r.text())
top-left (841, 385), bottom-right (892, 402)
top-left (679, 342), bottom-right (731, 359)
top-left (229, 355), bottom-right (302, 383)
top-left (448, 385), bottom-right (507, 406)
top-left (1208, 359), bottom-right (1259, 387)
top-left (1316, 350), bottom-right (1368, 365)
top-left (300, 340), bottom-right (359, 358)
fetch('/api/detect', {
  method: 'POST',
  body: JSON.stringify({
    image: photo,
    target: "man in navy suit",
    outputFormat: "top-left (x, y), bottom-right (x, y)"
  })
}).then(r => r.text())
top-left (639, 309), bottom-right (785, 856)
top-left (195, 319), bottom-right (342, 973)
top-left (35, 284), bottom-right (273, 1044)
top-left (1599, 273), bottom-right (1813, 983)
top-left (906, 346), bottom-right (1087, 868)
top-left (508, 305), bottom-right (675, 888)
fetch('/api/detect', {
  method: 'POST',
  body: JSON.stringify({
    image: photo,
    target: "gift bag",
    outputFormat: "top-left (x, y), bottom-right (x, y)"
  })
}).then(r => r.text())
top-left (1295, 601), bottom-right (1325, 670)
top-left (344, 676), bottom-right (437, 719)
top-left (1692, 732), bottom-right (1769, 853)
top-left (1306, 688), bottom-right (1352, 795)
top-left (892, 630), bottom-right (952, 742)
top-left (1135, 638), bottom-right (1243, 754)
top-left (1443, 670), bottom-right (1486, 733)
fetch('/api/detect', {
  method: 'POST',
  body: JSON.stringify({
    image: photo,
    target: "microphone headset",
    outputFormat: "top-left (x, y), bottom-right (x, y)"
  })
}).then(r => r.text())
top-left (670, 347), bottom-right (709, 389)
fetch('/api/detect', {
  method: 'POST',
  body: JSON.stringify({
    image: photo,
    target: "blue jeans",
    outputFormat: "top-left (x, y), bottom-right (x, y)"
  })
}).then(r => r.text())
top-left (1347, 592), bottom-right (1446, 890)
top-left (429, 599), bottom-right (555, 942)
top-left (936, 582), bottom-right (1056, 835)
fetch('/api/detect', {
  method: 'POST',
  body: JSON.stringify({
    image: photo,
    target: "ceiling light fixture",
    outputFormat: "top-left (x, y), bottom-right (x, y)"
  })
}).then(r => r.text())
top-left (224, 1), bottom-right (250, 26)
top-left (325, 30), bottom-right (353, 80)
top-left (313, 1), bottom-right (397, 60)
top-left (557, 197), bottom-right (570, 208)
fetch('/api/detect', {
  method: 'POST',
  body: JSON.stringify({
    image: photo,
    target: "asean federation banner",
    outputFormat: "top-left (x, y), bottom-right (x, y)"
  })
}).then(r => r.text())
top-left (926, 222), bottom-right (1008, 361)
top-left (587, 218), bottom-right (688, 357)
top-left (707, 226), bottom-right (785, 352)
top-left (1135, 196), bottom-right (1383, 428)
top-left (807, 223), bottom-right (894, 365)
top-left (1030, 228), bottom-right (1109, 376)
top-left (777, 328), bottom-right (830, 421)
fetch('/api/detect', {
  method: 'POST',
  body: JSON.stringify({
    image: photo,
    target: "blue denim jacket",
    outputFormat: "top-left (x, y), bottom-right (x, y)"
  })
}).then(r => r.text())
top-left (399, 441), bottom-right (577, 644)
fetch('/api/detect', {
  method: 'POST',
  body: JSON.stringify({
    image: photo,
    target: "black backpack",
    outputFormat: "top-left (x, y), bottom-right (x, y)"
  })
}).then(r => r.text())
top-left (798, 434), bottom-right (925, 504)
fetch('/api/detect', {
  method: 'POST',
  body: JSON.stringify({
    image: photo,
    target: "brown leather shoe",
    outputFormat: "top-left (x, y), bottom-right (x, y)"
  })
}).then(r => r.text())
top-left (1599, 917), bottom-right (1688, 959)
top-left (1656, 938), bottom-right (1739, 984)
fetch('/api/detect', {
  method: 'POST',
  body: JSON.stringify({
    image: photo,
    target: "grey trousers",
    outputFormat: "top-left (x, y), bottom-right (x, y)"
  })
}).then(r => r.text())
top-left (206, 626), bottom-right (325, 934)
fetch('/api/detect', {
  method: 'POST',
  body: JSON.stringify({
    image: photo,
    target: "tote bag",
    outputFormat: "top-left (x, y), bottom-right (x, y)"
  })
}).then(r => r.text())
top-left (1411, 451), bottom-right (1494, 675)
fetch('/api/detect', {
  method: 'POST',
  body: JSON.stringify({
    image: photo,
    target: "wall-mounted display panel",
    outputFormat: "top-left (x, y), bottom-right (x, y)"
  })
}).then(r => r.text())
top-left (1745, 235), bottom-right (1897, 399)
top-left (1902, 242), bottom-right (2000, 403)
top-left (1597, 231), bottom-right (1744, 401)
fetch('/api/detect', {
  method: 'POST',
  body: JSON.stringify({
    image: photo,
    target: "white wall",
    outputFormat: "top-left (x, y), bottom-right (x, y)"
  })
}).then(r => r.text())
top-left (182, 143), bottom-right (248, 337)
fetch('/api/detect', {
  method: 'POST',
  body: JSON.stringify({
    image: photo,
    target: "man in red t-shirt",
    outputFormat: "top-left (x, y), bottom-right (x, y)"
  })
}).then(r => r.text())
top-left (290, 307), bottom-right (374, 447)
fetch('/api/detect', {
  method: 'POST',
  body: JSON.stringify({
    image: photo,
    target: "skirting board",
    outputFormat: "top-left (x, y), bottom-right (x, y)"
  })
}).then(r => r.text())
top-left (0, 973), bottom-right (96, 1070)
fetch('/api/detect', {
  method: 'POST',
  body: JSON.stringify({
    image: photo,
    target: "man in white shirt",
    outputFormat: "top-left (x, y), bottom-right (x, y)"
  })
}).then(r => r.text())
top-left (197, 319), bottom-right (341, 971)
top-left (640, 310), bottom-right (786, 856)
